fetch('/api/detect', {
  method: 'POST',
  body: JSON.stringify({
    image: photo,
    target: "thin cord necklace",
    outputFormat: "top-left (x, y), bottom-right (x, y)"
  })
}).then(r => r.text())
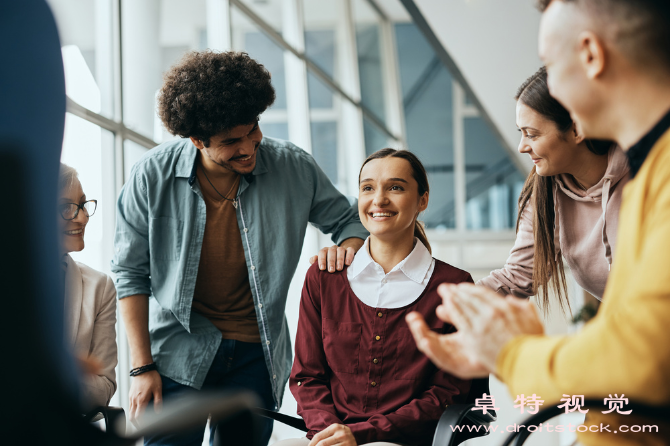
top-left (199, 164), bottom-right (239, 208)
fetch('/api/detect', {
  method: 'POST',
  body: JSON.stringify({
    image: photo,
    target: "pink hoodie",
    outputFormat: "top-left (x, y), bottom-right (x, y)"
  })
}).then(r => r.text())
top-left (478, 147), bottom-right (630, 300)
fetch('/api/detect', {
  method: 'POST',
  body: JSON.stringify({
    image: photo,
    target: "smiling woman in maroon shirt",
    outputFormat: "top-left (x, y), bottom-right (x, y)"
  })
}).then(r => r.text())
top-left (277, 149), bottom-right (472, 446)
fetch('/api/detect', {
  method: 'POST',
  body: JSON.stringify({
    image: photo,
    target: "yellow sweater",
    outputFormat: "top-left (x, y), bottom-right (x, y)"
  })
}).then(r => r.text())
top-left (497, 129), bottom-right (670, 445)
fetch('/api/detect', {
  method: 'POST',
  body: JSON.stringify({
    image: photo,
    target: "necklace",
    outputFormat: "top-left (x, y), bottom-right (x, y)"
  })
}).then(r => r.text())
top-left (199, 164), bottom-right (239, 208)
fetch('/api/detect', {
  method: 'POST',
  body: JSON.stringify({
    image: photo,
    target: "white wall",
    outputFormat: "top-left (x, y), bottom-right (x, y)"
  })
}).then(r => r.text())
top-left (411, 0), bottom-right (543, 171)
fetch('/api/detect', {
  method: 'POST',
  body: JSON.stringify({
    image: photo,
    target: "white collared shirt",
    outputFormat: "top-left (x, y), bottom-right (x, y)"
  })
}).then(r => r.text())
top-left (347, 237), bottom-right (435, 309)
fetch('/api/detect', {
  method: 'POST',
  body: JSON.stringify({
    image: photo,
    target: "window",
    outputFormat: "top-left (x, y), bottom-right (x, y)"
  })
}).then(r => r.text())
top-left (354, 0), bottom-right (387, 125)
top-left (395, 23), bottom-right (456, 229)
top-left (231, 5), bottom-right (290, 141)
top-left (50, 0), bottom-right (115, 119)
top-left (61, 115), bottom-right (115, 273)
top-left (394, 22), bottom-right (525, 230)
top-left (121, 0), bottom-right (208, 143)
top-left (465, 117), bottom-right (525, 229)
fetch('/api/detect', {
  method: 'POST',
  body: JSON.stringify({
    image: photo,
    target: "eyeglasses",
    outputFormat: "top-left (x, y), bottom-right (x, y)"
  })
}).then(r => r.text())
top-left (59, 200), bottom-right (97, 221)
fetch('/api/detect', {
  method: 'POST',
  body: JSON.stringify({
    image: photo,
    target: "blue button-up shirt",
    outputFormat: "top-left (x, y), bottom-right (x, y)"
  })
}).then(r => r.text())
top-left (111, 137), bottom-right (368, 406)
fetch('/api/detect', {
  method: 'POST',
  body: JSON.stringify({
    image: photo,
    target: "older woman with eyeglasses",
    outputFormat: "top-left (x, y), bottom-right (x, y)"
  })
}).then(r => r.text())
top-left (60, 163), bottom-right (117, 411)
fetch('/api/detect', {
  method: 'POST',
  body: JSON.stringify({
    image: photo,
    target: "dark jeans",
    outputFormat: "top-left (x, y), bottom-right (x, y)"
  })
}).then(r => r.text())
top-left (144, 340), bottom-right (275, 446)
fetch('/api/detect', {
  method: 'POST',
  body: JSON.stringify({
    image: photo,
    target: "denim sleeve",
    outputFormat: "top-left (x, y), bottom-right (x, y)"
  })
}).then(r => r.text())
top-left (305, 154), bottom-right (368, 245)
top-left (111, 165), bottom-right (152, 299)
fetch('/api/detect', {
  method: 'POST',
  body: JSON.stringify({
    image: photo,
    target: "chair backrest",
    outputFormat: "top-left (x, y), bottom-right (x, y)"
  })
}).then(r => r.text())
top-left (467, 378), bottom-right (492, 406)
top-left (464, 377), bottom-right (497, 425)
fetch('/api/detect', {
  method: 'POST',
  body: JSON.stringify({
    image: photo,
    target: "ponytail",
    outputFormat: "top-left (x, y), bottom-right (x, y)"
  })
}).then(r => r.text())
top-left (414, 220), bottom-right (431, 254)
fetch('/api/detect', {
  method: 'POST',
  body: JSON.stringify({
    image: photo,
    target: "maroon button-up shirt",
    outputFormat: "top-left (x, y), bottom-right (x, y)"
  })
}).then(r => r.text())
top-left (290, 261), bottom-right (473, 445)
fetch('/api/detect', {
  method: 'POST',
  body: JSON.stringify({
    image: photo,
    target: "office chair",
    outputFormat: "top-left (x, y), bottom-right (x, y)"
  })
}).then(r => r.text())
top-left (256, 377), bottom-right (496, 446)
top-left (131, 391), bottom-right (263, 446)
top-left (84, 407), bottom-right (127, 436)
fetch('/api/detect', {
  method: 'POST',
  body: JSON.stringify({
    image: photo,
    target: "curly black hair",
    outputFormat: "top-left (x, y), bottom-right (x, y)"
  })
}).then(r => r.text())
top-left (158, 51), bottom-right (275, 146)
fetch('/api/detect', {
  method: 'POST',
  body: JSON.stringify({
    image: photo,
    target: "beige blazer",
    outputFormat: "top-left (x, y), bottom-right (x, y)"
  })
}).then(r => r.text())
top-left (64, 254), bottom-right (118, 410)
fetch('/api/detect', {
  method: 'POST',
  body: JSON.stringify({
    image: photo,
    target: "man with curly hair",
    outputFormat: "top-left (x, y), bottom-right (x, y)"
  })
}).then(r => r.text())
top-left (112, 51), bottom-right (367, 446)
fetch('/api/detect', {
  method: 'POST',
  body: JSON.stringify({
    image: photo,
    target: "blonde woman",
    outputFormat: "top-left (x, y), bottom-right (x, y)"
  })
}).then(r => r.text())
top-left (60, 163), bottom-right (117, 410)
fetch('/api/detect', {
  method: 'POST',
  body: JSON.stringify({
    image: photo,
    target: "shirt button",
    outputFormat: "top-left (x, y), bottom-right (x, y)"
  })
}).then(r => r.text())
top-left (258, 303), bottom-right (263, 308)
top-left (251, 265), bottom-right (256, 271)
top-left (266, 340), bottom-right (271, 345)
top-left (377, 312), bottom-right (383, 318)
top-left (297, 381), bottom-right (302, 386)
top-left (375, 335), bottom-right (381, 341)
top-left (373, 358), bottom-right (379, 364)
top-left (273, 375), bottom-right (277, 380)
top-left (381, 279), bottom-right (387, 284)
top-left (244, 228), bottom-right (248, 233)
top-left (371, 381), bottom-right (377, 387)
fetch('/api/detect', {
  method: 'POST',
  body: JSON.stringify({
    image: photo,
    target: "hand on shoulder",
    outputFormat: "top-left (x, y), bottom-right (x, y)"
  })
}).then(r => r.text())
top-left (309, 238), bottom-right (364, 273)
